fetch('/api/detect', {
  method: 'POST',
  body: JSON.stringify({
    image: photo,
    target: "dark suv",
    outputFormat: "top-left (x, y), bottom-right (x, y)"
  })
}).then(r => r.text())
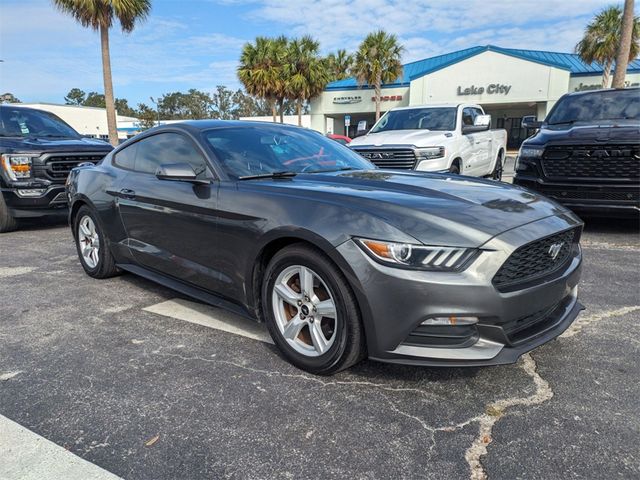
top-left (0, 105), bottom-right (113, 232)
top-left (513, 88), bottom-right (639, 217)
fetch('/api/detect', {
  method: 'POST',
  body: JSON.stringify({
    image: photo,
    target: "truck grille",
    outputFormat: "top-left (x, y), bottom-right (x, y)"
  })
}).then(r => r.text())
top-left (543, 189), bottom-right (639, 203)
top-left (352, 148), bottom-right (417, 169)
top-left (43, 154), bottom-right (106, 181)
top-left (493, 228), bottom-right (579, 290)
top-left (542, 144), bottom-right (640, 180)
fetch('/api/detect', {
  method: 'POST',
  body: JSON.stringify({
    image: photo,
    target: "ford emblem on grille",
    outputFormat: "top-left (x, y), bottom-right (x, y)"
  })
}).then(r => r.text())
top-left (548, 242), bottom-right (564, 260)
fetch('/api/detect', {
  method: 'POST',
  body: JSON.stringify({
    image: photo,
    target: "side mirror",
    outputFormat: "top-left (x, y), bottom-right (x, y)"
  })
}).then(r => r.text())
top-left (522, 115), bottom-right (543, 129)
top-left (156, 162), bottom-right (209, 184)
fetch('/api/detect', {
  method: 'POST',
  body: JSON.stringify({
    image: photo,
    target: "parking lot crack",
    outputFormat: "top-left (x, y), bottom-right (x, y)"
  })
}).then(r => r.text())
top-left (464, 353), bottom-right (553, 480)
top-left (561, 306), bottom-right (640, 339)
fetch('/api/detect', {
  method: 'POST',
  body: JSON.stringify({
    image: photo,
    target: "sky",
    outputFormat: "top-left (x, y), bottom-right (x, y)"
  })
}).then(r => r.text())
top-left (0, 0), bottom-right (620, 106)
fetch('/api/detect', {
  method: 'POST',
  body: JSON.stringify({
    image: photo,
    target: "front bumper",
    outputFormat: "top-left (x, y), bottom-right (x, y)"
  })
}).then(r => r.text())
top-left (2, 185), bottom-right (68, 218)
top-left (337, 214), bottom-right (583, 367)
top-left (514, 175), bottom-right (640, 217)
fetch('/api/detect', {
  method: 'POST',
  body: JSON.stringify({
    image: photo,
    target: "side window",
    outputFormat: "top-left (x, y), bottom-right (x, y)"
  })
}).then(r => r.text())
top-left (119, 132), bottom-right (211, 178)
top-left (462, 108), bottom-right (474, 126)
top-left (472, 108), bottom-right (484, 123)
top-left (113, 142), bottom-right (137, 170)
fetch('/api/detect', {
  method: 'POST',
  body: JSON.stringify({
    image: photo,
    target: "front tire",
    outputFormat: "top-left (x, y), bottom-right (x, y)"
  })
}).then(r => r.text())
top-left (262, 244), bottom-right (365, 375)
top-left (0, 194), bottom-right (18, 233)
top-left (73, 206), bottom-right (119, 278)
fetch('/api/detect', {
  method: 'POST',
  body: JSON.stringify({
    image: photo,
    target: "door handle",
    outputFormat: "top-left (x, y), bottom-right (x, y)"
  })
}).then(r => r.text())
top-left (119, 188), bottom-right (136, 199)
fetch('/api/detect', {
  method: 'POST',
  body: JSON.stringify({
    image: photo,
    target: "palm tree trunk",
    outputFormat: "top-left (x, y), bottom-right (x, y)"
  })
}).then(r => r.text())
top-left (100, 25), bottom-right (118, 147)
top-left (602, 58), bottom-right (613, 88)
top-left (297, 100), bottom-right (302, 126)
top-left (612, 0), bottom-right (635, 88)
top-left (271, 99), bottom-right (277, 123)
top-left (279, 99), bottom-right (284, 123)
top-left (374, 73), bottom-right (382, 121)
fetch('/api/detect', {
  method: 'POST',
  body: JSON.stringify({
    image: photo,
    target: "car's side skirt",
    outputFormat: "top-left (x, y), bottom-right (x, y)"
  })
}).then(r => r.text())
top-left (116, 263), bottom-right (256, 322)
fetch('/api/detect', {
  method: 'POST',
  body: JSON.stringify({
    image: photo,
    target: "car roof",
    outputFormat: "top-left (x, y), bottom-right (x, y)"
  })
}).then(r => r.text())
top-left (564, 87), bottom-right (640, 98)
top-left (153, 119), bottom-right (307, 133)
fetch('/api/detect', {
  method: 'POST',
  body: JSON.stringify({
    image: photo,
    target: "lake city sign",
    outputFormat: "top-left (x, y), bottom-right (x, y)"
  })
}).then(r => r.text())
top-left (457, 84), bottom-right (512, 95)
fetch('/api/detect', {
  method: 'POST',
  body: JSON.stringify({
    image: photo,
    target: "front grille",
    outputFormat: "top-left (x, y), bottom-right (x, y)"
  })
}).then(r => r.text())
top-left (493, 228), bottom-right (578, 290)
top-left (502, 302), bottom-right (561, 344)
top-left (542, 144), bottom-right (640, 180)
top-left (43, 154), bottom-right (105, 181)
top-left (543, 189), bottom-right (640, 203)
top-left (353, 148), bottom-right (417, 169)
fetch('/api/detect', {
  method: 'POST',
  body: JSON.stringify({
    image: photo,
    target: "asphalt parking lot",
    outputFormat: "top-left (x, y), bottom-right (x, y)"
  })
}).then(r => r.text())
top-left (1, 182), bottom-right (639, 479)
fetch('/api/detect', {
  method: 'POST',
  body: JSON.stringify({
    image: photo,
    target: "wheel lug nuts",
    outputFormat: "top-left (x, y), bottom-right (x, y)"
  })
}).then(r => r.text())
top-left (297, 300), bottom-right (302, 306)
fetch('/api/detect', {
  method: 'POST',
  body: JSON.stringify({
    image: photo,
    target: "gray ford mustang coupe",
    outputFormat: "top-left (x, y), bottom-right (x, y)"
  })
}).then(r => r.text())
top-left (67, 121), bottom-right (583, 375)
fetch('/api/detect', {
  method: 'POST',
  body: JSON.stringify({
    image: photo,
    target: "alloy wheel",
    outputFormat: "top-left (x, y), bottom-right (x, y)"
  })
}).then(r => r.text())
top-left (272, 265), bottom-right (338, 357)
top-left (78, 215), bottom-right (100, 269)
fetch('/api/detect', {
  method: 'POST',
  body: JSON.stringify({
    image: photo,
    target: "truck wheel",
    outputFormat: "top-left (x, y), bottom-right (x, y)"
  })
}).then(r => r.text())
top-left (0, 194), bottom-right (18, 233)
top-left (491, 152), bottom-right (503, 181)
top-left (449, 162), bottom-right (460, 174)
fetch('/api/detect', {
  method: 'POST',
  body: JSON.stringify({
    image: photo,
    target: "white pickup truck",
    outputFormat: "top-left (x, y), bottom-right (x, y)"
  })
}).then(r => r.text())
top-left (349, 104), bottom-right (507, 179)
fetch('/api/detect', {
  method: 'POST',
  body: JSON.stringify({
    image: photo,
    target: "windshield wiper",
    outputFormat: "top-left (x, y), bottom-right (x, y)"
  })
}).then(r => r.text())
top-left (238, 171), bottom-right (298, 180)
top-left (304, 167), bottom-right (359, 174)
top-left (547, 120), bottom-right (576, 126)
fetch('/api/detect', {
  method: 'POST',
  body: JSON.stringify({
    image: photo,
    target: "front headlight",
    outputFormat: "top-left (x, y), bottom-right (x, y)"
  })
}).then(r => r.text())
top-left (356, 238), bottom-right (478, 271)
top-left (415, 146), bottom-right (445, 160)
top-left (518, 146), bottom-right (544, 158)
top-left (1, 154), bottom-right (35, 181)
top-left (515, 145), bottom-right (544, 172)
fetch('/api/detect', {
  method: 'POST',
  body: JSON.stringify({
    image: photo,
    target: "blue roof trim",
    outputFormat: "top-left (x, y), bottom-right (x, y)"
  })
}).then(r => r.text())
top-left (325, 45), bottom-right (640, 91)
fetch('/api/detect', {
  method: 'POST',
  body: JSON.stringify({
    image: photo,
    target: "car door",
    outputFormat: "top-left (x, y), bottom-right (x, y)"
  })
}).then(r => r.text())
top-left (460, 107), bottom-right (480, 174)
top-left (114, 131), bottom-right (224, 291)
top-left (471, 107), bottom-right (492, 172)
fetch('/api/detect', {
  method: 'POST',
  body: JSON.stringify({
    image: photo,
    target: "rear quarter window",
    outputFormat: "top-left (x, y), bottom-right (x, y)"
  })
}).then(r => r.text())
top-left (113, 143), bottom-right (137, 170)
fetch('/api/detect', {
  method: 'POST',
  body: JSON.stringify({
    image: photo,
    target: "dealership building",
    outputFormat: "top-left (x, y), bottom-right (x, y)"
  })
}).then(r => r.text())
top-left (310, 45), bottom-right (640, 148)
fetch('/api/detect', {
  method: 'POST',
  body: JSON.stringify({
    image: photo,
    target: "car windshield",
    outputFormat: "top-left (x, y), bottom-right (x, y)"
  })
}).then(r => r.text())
top-left (370, 107), bottom-right (457, 133)
top-left (203, 126), bottom-right (374, 179)
top-left (546, 89), bottom-right (640, 125)
top-left (0, 107), bottom-right (80, 138)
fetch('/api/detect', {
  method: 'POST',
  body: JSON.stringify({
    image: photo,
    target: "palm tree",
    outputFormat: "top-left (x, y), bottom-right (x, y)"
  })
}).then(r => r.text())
top-left (327, 49), bottom-right (353, 81)
top-left (612, 0), bottom-right (638, 88)
top-left (576, 5), bottom-right (639, 88)
top-left (352, 31), bottom-right (404, 121)
top-left (53, 0), bottom-right (150, 146)
top-left (285, 36), bottom-right (331, 126)
top-left (238, 36), bottom-right (286, 123)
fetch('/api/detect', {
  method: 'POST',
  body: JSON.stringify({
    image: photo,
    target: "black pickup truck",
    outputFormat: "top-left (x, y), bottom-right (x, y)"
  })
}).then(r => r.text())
top-left (514, 88), bottom-right (639, 217)
top-left (0, 105), bottom-right (113, 232)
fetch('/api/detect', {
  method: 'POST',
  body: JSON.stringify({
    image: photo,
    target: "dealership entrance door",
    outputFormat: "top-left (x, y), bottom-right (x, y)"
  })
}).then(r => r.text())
top-left (482, 103), bottom-right (540, 150)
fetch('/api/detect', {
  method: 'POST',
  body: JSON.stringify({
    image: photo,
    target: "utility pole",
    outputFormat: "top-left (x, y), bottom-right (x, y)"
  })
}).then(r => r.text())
top-left (611, 0), bottom-right (635, 88)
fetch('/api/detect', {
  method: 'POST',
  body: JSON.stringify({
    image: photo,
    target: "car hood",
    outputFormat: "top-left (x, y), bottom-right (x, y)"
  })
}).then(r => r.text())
top-left (0, 136), bottom-right (113, 154)
top-left (526, 122), bottom-right (640, 145)
top-left (350, 129), bottom-right (452, 148)
top-left (247, 170), bottom-right (573, 248)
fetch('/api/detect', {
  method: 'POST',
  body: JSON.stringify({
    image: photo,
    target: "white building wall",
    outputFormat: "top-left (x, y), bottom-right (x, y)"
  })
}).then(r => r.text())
top-left (17, 103), bottom-right (137, 140)
top-left (239, 114), bottom-right (311, 129)
top-left (409, 50), bottom-right (570, 108)
top-left (568, 73), bottom-right (640, 92)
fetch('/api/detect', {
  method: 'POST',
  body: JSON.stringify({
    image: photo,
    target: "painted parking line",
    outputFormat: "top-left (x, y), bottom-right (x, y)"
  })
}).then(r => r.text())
top-left (144, 298), bottom-right (273, 344)
top-left (0, 415), bottom-right (121, 480)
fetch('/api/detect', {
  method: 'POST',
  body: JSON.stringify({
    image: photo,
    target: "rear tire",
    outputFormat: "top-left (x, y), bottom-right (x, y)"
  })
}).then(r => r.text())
top-left (262, 243), bottom-right (365, 375)
top-left (0, 194), bottom-right (18, 233)
top-left (73, 206), bottom-right (119, 279)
